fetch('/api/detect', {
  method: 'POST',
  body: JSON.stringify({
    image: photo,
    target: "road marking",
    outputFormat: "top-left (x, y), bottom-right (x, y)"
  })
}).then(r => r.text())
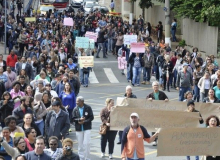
top-left (104, 68), bottom-right (119, 83)
top-left (94, 61), bottom-right (117, 64)
top-left (89, 70), bottom-right (99, 84)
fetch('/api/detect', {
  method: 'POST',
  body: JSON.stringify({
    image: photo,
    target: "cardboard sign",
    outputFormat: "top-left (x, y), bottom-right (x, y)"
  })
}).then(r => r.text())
top-left (130, 43), bottom-right (145, 53)
top-left (75, 37), bottom-right (90, 48)
top-left (157, 128), bottom-right (220, 156)
top-left (124, 35), bottom-right (137, 45)
top-left (78, 56), bottom-right (94, 68)
top-left (64, 18), bottom-right (74, 26)
top-left (110, 107), bottom-right (200, 131)
top-left (25, 17), bottom-right (36, 22)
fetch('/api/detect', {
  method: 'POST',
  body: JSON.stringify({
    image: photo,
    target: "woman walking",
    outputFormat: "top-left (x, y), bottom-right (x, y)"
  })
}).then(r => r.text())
top-left (100, 98), bottom-right (117, 159)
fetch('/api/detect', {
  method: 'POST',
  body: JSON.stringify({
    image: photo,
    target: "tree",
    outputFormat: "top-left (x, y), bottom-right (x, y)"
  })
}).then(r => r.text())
top-left (139, 0), bottom-right (152, 19)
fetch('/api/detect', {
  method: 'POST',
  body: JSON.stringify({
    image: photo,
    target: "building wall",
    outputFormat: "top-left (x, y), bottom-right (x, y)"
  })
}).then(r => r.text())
top-left (182, 18), bottom-right (218, 56)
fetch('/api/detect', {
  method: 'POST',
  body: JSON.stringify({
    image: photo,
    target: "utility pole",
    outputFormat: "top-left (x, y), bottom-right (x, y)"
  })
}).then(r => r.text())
top-left (4, 0), bottom-right (7, 55)
top-left (164, 0), bottom-right (171, 47)
top-left (129, 0), bottom-right (135, 25)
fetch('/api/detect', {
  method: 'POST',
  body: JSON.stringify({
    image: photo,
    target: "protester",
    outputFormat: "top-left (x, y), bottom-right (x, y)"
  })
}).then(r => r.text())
top-left (24, 128), bottom-right (37, 151)
top-left (198, 72), bottom-right (212, 101)
top-left (72, 96), bottom-right (94, 160)
top-left (56, 138), bottom-right (80, 160)
top-left (10, 81), bottom-right (25, 109)
top-left (24, 136), bottom-right (51, 160)
top-left (183, 91), bottom-right (194, 102)
top-left (121, 113), bottom-right (159, 160)
top-left (203, 89), bottom-right (220, 103)
top-left (100, 98), bottom-right (117, 159)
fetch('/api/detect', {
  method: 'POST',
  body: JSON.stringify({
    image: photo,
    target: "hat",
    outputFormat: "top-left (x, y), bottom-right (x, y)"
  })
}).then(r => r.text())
top-left (182, 63), bottom-right (189, 67)
top-left (187, 100), bottom-right (195, 107)
top-left (52, 101), bottom-right (61, 106)
top-left (130, 112), bottom-right (139, 118)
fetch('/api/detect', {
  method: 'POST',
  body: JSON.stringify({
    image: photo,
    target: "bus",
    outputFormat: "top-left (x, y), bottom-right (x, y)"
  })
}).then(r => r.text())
top-left (53, 0), bottom-right (70, 13)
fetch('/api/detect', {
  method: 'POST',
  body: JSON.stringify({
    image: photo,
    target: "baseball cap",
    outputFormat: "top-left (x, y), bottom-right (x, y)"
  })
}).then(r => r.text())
top-left (130, 112), bottom-right (139, 118)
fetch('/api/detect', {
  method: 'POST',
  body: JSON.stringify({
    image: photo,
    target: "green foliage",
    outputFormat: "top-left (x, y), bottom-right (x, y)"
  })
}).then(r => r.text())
top-left (169, 0), bottom-right (220, 26)
top-left (179, 39), bottom-right (186, 47)
top-left (139, 0), bottom-right (153, 9)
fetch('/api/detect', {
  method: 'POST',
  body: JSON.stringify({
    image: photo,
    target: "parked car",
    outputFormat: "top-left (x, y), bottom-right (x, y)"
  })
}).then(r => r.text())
top-left (91, 5), bottom-right (109, 14)
top-left (83, 0), bottom-right (98, 7)
top-left (83, 2), bottom-right (96, 13)
top-left (71, 0), bottom-right (83, 8)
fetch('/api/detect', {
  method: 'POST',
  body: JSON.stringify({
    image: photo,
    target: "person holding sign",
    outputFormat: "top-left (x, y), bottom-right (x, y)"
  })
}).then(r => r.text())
top-left (121, 113), bottom-right (159, 160)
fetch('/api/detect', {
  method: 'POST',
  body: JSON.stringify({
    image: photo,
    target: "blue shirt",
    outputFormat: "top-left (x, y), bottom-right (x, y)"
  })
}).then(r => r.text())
top-left (0, 74), bottom-right (8, 83)
top-left (0, 137), bottom-right (13, 160)
top-left (59, 91), bottom-right (76, 110)
top-left (67, 63), bottom-right (77, 70)
top-left (79, 106), bottom-right (84, 131)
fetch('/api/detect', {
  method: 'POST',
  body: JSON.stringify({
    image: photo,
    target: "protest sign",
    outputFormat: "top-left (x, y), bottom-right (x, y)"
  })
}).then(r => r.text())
top-left (25, 17), bottom-right (36, 22)
top-left (157, 128), bottom-right (220, 156)
top-left (199, 103), bottom-right (220, 120)
top-left (124, 35), bottom-right (137, 45)
top-left (118, 57), bottom-right (127, 70)
top-left (110, 107), bottom-right (200, 131)
top-left (85, 32), bottom-right (98, 42)
top-left (130, 43), bottom-right (145, 53)
top-left (75, 37), bottom-right (89, 48)
top-left (64, 18), bottom-right (74, 26)
top-left (89, 39), bottom-right (95, 49)
top-left (78, 56), bottom-right (94, 68)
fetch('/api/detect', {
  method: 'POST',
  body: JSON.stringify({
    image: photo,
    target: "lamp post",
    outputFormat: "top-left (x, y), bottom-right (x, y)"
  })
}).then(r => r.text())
top-left (164, 0), bottom-right (171, 47)
top-left (4, 0), bottom-right (7, 55)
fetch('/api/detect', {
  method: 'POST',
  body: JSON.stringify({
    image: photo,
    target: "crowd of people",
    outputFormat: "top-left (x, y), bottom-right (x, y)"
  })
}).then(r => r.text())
top-left (0, 0), bottom-right (219, 160)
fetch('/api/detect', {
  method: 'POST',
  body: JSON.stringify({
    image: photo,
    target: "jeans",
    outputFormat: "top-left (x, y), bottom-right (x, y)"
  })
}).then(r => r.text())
top-left (83, 73), bottom-right (89, 86)
top-left (186, 156), bottom-right (199, 160)
top-left (108, 38), bottom-right (113, 52)
top-left (101, 131), bottom-right (117, 154)
top-left (118, 131), bottom-right (123, 142)
top-left (153, 65), bottom-right (159, 80)
top-left (200, 89), bottom-right (209, 102)
top-left (171, 29), bottom-right (177, 42)
top-left (127, 64), bottom-right (131, 81)
top-left (97, 43), bottom-right (106, 57)
top-left (193, 85), bottom-right (200, 102)
top-left (143, 67), bottom-right (151, 81)
top-left (36, 120), bottom-right (44, 135)
top-left (132, 67), bottom-right (142, 85)
top-left (159, 66), bottom-right (163, 85)
top-left (79, 68), bottom-right (84, 84)
top-left (68, 109), bottom-right (73, 122)
top-left (76, 130), bottom-right (91, 160)
top-left (173, 69), bottom-right (177, 87)
top-left (179, 87), bottom-right (191, 101)
top-left (127, 158), bottom-right (145, 160)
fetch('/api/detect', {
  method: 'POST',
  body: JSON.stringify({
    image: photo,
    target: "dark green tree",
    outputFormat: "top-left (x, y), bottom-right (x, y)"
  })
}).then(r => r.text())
top-left (139, 0), bottom-right (153, 19)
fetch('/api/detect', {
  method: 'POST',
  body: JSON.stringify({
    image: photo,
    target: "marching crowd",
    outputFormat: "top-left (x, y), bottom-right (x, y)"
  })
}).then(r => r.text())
top-left (0, 0), bottom-right (219, 160)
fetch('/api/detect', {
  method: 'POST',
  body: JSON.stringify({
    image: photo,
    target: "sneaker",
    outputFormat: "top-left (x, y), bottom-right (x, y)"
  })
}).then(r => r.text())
top-left (152, 141), bottom-right (157, 146)
top-left (69, 129), bottom-right (72, 132)
top-left (117, 141), bottom-right (121, 144)
top-left (101, 153), bottom-right (105, 158)
top-left (96, 56), bottom-right (100, 58)
top-left (141, 81), bottom-right (146, 84)
top-left (146, 81), bottom-right (150, 85)
top-left (109, 154), bottom-right (113, 159)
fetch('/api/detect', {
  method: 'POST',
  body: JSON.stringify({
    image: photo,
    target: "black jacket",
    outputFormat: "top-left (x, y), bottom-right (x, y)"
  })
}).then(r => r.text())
top-left (12, 106), bottom-right (34, 124)
top-left (128, 53), bottom-right (144, 67)
top-left (146, 91), bottom-right (168, 100)
top-left (56, 152), bottom-right (80, 160)
top-left (202, 97), bottom-right (220, 103)
top-left (0, 99), bottom-right (14, 122)
top-left (0, 82), bottom-right (6, 99)
top-left (16, 62), bottom-right (33, 80)
top-left (97, 30), bottom-right (105, 43)
top-left (72, 104), bottom-right (94, 131)
top-left (45, 110), bottom-right (70, 140)
top-left (124, 93), bottom-right (137, 98)
top-left (69, 76), bottom-right (80, 96)
top-left (18, 122), bottom-right (41, 136)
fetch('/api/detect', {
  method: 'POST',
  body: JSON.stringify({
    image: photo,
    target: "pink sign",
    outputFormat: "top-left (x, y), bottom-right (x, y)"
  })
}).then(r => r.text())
top-left (64, 18), bottom-right (74, 26)
top-left (118, 57), bottom-right (127, 69)
top-left (85, 32), bottom-right (98, 42)
top-left (130, 43), bottom-right (145, 53)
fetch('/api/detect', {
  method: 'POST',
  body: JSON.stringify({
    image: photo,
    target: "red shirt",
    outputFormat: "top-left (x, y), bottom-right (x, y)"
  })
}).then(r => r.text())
top-left (171, 56), bottom-right (177, 66)
top-left (6, 54), bottom-right (17, 67)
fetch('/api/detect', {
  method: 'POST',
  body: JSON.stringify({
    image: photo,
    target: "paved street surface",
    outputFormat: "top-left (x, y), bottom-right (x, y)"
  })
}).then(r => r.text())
top-left (0, 0), bottom-right (193, 160)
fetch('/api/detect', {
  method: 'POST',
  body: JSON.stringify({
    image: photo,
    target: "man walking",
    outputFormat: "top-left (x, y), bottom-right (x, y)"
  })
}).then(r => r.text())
top-left (176, 63), bottom-right (193, 101)
top-left (45, 101), bottom-right (70, 144)
top-left (72, 96), bottom-right (94, 160)
top-left (142, 47), bottom-right (154, 85)
top-left (121, 113), bottom-right (159, 160)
